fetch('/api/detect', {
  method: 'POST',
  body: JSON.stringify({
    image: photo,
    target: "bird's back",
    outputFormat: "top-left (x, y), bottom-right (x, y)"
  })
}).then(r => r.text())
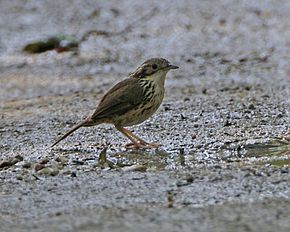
top-left (88, 77), bottom-right (145, 125)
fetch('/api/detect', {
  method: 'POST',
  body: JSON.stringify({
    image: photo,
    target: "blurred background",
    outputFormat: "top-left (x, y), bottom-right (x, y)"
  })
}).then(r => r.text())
top-left (1, 0), bottom-right (289, 100)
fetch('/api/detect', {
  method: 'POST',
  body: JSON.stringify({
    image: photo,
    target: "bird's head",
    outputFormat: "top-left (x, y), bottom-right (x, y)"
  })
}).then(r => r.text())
top-left (129, 58), bottom-right (179, 83)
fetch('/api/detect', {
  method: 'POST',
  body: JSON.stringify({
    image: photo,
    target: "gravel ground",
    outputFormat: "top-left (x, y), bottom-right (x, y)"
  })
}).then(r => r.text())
top-left (0, 0), bottom-right (290, 231)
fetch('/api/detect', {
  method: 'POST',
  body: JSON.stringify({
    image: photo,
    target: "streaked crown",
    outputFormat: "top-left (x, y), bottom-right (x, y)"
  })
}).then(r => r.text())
top-left (129, 58), bottom-right (178, 79)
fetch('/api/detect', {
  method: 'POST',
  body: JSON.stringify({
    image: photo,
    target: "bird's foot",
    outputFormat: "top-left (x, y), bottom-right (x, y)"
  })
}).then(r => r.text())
top-left (125, 141), bottom-right (160, 149)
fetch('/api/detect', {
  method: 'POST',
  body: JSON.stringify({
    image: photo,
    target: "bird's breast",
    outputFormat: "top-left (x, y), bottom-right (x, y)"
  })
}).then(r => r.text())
top-left (114, 80), bottom-right (165, 127)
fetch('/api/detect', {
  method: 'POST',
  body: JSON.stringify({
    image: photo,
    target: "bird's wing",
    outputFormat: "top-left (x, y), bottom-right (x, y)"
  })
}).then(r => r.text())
top-left (91, 78), bottom-right (144, 120)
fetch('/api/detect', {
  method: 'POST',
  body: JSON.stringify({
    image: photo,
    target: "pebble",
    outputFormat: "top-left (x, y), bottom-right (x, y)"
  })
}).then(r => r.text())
top-left (55, 156), bottom-right (68, 164)
top-left (34, 163), bottom-right (45, 172)
top-left (23, 162), bottom-right (32, 169)
top-left (39, 158), bottom-right (49, 165)
top-left (0, 160), bottom-right (13, 169)
top-left (0, 155), bottom-right (23, 169)
top-left (248, 103), bottom-right (256, 110)
top-left (121, 164), bottom-right (147, 172)
top-left (16, 175), bottom-right (23, 180)
top-left (37, 167), bottom-right (59, 176)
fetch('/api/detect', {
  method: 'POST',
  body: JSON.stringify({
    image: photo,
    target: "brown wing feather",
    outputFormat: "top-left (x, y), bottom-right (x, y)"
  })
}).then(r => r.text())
top-left (90, 77), bottom-right (144, 120)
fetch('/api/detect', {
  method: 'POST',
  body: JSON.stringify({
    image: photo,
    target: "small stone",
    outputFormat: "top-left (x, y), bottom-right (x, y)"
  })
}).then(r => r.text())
top-left (248, 103), bottom-right (255, 110)
top-left (167, 191), bottom-right (175, 208)
top-left (219, 18), bottom-right (226, 25)
top-left (14, 155), bottom-right (24, 161)
top-left (72, 160), bottom-right (85, 165)
top-left (185, 175), bottom-right (194, 183)
top-left (0, 160), bottom-right (13, 169)
top-left (223, 119), bottom-right (232, 127)
top-left (195, 144), bottom-right (202, 149)
top-left (180, 114), bottom-right (187, 120)
top-left (277, 113), bottom-right (283, 118)
top-left (0, 154), bottom-right (24, 169)
top-left (164, 106), bottom-right (171, 111)
top-left (121, 164), bottom-right (147, 172)
top-left (55, 211), bottom-right (62, 216)
top-left (16, 175), bottom-right (23, 180)
top-left (176, 180), bottom-right (189, 187)
top-left (23, 162), bottom-right (32, 169)
top-left (71, 171), bottom-right (77, 177)
top-left (37, 167), bottom-right (59, 176)
top-left (39, 158), bottom-right (49, 165)
top-left (55, 156), bottom-right (68, 164)
top-left (34, 163), bottom-right (45, 172)
top-left (193, 123), bottom-right (199, 128)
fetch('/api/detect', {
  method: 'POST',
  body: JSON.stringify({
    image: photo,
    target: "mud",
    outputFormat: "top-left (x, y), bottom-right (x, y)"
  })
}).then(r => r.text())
top-left (0, 0), bottom-right (290, 231)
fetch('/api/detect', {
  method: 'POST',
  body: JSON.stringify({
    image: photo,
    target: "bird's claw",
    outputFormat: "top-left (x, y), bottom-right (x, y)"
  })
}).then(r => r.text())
top-left (125, 142), bottom-right (160, 149)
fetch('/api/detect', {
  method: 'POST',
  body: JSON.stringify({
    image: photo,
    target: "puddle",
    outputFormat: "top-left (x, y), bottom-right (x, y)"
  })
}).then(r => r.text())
top-left (108, 149), bottom-right (174, 171)
top-left (269, 158), bottom-right (290, 166)
top-left (241, 139), bottom-right (290, 158)
top-left (220, 137), bottom-right (290, 165)
top-left (48, 144), bottom-right (190, 172)
top-left (107, 138), bottom-right (290, 170)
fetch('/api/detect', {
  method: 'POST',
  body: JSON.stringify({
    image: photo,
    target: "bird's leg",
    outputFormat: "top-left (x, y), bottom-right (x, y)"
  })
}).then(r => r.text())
top-left (116, 127), bottom-right (160, 148)
top-left (115, 126), bottom-right (145, 148)
top-left (120, 127), bottom-right (148, 145)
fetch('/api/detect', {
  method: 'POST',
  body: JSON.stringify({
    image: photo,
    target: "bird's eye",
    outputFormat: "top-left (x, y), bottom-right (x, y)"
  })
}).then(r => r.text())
top-left (152, 64), bottom-right (158, 70)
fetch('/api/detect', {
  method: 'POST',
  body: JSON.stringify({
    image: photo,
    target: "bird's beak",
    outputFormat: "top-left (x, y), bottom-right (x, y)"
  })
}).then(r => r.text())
top-left (168, 64), bottom-right (179, 69)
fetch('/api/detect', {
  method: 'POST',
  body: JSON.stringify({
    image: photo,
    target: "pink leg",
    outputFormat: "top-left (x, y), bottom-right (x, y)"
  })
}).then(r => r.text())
top-left (115, 126), bottom-right (160, 148)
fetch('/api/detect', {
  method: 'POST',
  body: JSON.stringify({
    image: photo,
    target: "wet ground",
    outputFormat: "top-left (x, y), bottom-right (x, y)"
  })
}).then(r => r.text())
top-left (0, 0), bottom-right (290, 231)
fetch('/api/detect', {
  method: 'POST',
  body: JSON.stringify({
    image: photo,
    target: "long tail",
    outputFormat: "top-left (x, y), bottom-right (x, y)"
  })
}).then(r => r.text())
top-left (51, 121), bottom-right (88, 147)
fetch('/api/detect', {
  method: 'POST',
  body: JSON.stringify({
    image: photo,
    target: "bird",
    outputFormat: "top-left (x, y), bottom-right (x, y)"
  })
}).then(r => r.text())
top-left (51, 58), bottom-right (179, 148)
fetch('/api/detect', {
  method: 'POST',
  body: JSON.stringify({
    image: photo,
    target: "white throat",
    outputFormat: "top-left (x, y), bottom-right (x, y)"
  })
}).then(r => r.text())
top-left (147, 70), bottom-right (168, 87)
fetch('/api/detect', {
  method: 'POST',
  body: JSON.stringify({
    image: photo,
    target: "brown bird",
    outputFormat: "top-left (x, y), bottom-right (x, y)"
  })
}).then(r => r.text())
top-left (51, 58), bottom-right (179, 148)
